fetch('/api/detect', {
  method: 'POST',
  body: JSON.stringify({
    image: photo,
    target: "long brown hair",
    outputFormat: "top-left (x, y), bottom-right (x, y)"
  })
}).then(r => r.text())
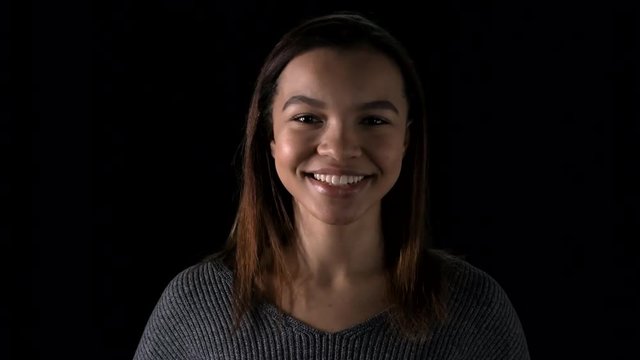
top-left (216, 12), bottom-right (451, 338)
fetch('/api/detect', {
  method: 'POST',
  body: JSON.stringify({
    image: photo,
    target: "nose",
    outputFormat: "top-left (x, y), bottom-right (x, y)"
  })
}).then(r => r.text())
top-left (316, 121), bottom-right (362, 160)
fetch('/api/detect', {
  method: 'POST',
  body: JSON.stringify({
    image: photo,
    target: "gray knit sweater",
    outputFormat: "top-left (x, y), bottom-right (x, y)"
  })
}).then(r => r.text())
top-left (134, 256), bottom-right (530, 359)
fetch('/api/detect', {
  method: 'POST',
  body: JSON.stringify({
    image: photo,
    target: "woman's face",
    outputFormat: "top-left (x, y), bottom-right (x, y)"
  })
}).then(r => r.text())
top-left (270, 47), bottom-right (409, 226)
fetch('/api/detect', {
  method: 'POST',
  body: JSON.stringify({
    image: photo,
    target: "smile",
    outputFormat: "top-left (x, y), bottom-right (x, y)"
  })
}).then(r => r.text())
top-left (312, 173), bottom-right (365, 186)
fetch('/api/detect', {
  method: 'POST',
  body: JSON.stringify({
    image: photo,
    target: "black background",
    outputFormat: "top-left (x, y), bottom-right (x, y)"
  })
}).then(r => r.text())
top-left (5, 0), bottom-right (639, 359)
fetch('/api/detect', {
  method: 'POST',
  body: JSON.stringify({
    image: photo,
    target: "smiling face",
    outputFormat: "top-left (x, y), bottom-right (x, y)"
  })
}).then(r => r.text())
top-left (270, 47), bottom-right (409, 226)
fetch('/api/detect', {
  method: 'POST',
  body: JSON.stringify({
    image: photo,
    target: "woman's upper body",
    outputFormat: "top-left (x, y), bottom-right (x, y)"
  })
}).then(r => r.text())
top-left (133, 252), bottom-right (530, 360)
top-left (134, 12), bottom-right (530, 359)
top-left (223, 12), bottom-right (446, 337)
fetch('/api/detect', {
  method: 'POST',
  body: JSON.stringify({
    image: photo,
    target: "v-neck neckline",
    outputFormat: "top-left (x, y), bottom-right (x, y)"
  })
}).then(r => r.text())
top-left (260, 301), bottom-right (389, 337)
top-left (210, 258), bottom-right (390, 337)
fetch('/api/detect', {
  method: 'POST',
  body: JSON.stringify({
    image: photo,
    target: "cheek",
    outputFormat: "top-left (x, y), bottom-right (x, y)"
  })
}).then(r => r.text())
top-left (272, 132), bottom-right (314, 168)
top-left (367, 133), bottom-right (406, 166)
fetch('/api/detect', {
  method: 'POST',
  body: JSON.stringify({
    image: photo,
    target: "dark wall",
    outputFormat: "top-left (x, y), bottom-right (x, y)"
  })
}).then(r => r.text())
top-left (9, 0), bottom-right (638, 359)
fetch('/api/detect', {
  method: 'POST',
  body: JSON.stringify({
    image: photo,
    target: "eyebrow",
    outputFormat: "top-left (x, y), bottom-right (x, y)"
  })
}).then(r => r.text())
top-left (282, 95), bottom-right (326, 110)
top-left (359, 100), bottom-right (399, 114)
top-left (281, 95), bottom-right (399, 114)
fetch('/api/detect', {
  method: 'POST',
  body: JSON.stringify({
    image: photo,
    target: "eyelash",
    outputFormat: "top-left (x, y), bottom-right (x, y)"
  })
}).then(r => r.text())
top-left (361, 116), bottom-right (389, 126)
top-left (292, 114), bottom-right (320, 124)
top-left (291, 114), bottom-right (389, 126)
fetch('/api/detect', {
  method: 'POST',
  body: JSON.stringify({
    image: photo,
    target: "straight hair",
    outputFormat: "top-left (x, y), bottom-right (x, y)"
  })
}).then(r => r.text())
top-left (215, 12), bottom-right (452, 338)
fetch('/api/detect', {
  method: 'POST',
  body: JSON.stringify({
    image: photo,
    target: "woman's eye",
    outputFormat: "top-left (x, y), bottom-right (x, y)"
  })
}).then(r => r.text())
top-left (292, 114), bottom-right (319, 124)
top-left (361, 116), bottom-right (388, 126)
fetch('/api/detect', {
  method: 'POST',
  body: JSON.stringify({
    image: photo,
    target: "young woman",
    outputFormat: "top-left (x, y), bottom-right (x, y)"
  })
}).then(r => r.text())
top-left (134, 13), bottom-right (530, 359)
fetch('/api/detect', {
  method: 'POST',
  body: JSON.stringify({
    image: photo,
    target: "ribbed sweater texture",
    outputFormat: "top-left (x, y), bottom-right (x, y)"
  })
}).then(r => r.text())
top-left (134, 257), bottom-right (530, 359)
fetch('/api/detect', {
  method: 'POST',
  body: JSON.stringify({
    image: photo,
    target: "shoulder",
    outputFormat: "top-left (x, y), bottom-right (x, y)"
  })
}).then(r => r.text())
top-left (159, 256), bottom-right (233, 307)
top-left (433, 251), bottom-right (531, 359)
top-left (133, 256), bottom-right (234, 359)
top-left (435, 251), bottom-right (512, 308)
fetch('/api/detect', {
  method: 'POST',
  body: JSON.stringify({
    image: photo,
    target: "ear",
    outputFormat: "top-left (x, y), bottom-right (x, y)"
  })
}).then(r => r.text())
top-left (270, 139), bottom-right (276, 157)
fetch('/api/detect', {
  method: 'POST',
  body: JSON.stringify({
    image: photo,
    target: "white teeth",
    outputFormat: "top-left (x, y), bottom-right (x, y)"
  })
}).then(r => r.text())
top-left (312, 174), bottom-right (365, 186)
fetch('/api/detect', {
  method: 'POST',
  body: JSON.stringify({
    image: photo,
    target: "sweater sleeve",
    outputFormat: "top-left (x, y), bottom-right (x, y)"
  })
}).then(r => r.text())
top-left (448, 261), bottom-right (531, 360)
top-left (133, 269), bottom-right (197, 360)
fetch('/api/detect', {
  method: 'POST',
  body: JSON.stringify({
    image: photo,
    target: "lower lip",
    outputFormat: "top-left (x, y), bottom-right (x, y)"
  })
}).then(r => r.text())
top-left (306, 175), bottom-right (371, 198)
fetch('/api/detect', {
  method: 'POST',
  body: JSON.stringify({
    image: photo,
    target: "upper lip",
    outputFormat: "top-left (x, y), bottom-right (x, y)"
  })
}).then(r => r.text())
top-left (305, 168), bottom-right (371, 176)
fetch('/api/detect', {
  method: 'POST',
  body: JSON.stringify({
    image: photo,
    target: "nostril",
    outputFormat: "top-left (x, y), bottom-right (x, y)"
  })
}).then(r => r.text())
top-left (316, 142), bottom-right (362, 160)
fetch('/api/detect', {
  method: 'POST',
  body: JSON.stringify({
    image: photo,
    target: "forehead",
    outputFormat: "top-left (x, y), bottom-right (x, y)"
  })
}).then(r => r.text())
top-left (275, 47), bottom-right (406, 106)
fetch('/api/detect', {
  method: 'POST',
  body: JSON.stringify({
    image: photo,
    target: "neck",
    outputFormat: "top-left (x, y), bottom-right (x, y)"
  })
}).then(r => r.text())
top-left (288, 204), bottom-right (385, 285)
